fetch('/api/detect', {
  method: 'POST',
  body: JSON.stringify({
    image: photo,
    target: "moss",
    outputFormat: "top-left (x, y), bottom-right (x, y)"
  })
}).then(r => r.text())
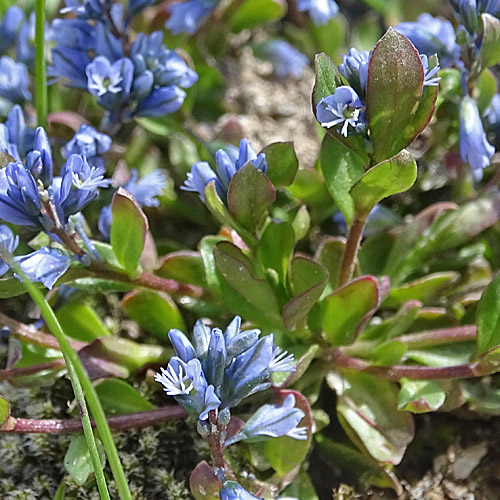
top-left (0, 380), bottom-right (203, 499)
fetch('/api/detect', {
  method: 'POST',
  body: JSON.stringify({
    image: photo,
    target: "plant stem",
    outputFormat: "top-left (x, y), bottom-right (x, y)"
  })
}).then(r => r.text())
top-left (0, 359), bottom-right (66, 380)
top-left (35, 0), bottom-right (48, 129)
top-left (0, 310), bottom-right (86, 350)
top-left (338, 215), bottom-right (367, 287)
top-left (13, 268), bottom-right (133, 500)
top-left (2, 406), bottom-right (186, 434)
top-left (64, 354), bottom-right (111, 500)
top-left (327, 348), bottom-right (495, 381)
top-left (207, 410), bottom-right (235, 480)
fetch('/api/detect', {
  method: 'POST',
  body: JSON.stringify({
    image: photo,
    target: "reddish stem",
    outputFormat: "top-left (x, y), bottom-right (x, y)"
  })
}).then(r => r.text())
top-left (327, 348), bottom-right (494, 381)
top-left (338, 215), bottom-right (366, 287)
top-left (0, 359), bottom-right (66, 380)
top-left (2, 405), bottom-right (186, 434)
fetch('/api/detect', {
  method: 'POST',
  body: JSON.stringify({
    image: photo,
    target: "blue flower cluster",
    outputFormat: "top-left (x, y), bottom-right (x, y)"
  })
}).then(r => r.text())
top-left (155, 316), bottom-right (306, 499)
top-left (0, 107), bottom-right (111, 288)
top-left (255, 40), bottom-right (309, 79)
top-left (155, 316), bottom-right (303, 425)
top-left (0, 6), bottom-right (39, 106)
top-left (296, 0), bottom-right (339, 25)
top-left (315, 44), bottom-right (440, 139)
top-left (49, 0), bottom-right (198, 121)
top-left (449, 0), bottom-right (500, 34)
top-left (183, 139), bottom-right (268, 202)
top-left (166, 0), bottom-right (219, 34)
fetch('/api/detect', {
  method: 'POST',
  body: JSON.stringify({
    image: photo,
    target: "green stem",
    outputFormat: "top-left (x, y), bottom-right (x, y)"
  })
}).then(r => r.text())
top-left (14, 267), bottom-right (132, 500)
top-left (35, 0), bottom-right (48, 129)
top-left (338, 214), bottom-right (367, 287)
top-left (64, 355), bottom-right (111, 500)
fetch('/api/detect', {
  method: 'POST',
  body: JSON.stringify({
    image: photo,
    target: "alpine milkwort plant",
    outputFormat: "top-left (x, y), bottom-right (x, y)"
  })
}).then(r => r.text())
top-left (155, 316), bottom-right (307, 499)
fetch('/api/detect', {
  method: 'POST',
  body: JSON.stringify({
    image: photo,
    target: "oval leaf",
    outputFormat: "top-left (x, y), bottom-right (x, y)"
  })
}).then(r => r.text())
top-left (397, 378), bottom-right (446, 413)
top-left (366, 28), bottom-right (424, 162)
top-left (260, 141), bottom-right (299, 187)
top-left (110, 188), bottom-right (148, 277)
top-left (64, 434), bottom-right (106, 486)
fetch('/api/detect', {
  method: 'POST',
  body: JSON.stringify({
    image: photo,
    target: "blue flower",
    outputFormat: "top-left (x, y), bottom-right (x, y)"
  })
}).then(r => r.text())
top-left (316, 86), bottom-right (366, 137)
top-left (460, 95), bottom-right (495, 180)
top-left (48, 46), bottom-right (91, 89)
top-left (60, 0), bottom-right (103, 19)
top-left (449, 0), bottom-right (500, 32)
top-left (338, 48), bottom-right (370, 97)
top-left (225, 394), bottom-right (307, 446)
top-left (165, 0), bottom-right (219, 35)
top-left (26, 127), bottom-right (53, 188)
top-left (134, 85), bottom-right (187, 117)
top-left (95, 21), bottom-right (124, 62)
top-left (420, 54), bottom-right (441, 87)
top-left (5, 105), bottom-right (35, 159)
top-left (183, 139), bottom-right (268, 202)
top-left (256, 40), bottom-right (309, 79)
top-left (0, 56), bottom-right (31, 103)
top-left (131, 32), bottom-right (198, 88)
top-left (396, 14), bottom-right (460, 68)
top-left (86, 56), bottom-right (134, 111)
top-left (122, 169), bottom-right (167, 207)
top-left (155, 316), bottom-right (295, 420)
top-left (15, 247), bottom-right (71, 290)
top-left (0, 225), bottom-right (19, 276)
top-left (0, 6), bottom-right (25, 54)
top-left (296, 0), bottom-right (339, 25)
top-left (219, 482), bottom-right (262, 500)
top-left (51, 19), bottom-right (96, 52)
top-left (64, 124), bottom-right (112, 162)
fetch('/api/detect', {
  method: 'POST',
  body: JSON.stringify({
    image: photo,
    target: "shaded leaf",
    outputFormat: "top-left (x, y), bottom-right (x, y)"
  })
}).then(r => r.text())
top-left (122, 289), bottom-right (185, 340)
top-left (189, 461), bottom-right (221, 500)
top-left (476, 274), bottom-right (500, 357)
top-left (322, 276), bottom-right (379, 346)
top-left (328, 371), bottom-right (414, 465)
top-left (315, 236), bottom-right (346, 290)
top-left (110, 188), bottom-right (148, 277)
top-left (350, 150), bottom-right (417, 217)
top-left (261, 141), bottom-right (299, 187)
top-left (56, 301), bottom-right (110, 342)
top-left (95, 379), bottom-right (156, 415)
top-left (479, 13), bottom-right (500, 69)
top-left (319, 135), bottom-right (364, 225)
top-left (0, 395), bottom-right (10, 426)
top-left (230, 0), bottom-right (286, 33)
top-left (398, 379), bottom-right (446, 413)
top-left (227, 163), bottom-right (276, 232)
top-left (64, 434), bottom-right (106, 486)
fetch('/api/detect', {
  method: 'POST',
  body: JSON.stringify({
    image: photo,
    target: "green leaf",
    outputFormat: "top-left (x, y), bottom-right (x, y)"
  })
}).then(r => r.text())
top-left (0, 395), bottom-right (10, 426)
top-left (476, 274), bottom-right (500, 357)
top-left (366, 28), bottom-right (424, 162)
top-left (328, 371), bottom-right (414, 465)
top-left (312, 52), bottom-right (343, 112)
top-left (393, 54), bottom-right (439, 152)
top-left (406, 344), bottom-right (474, 367)
top-left (189, 461), bottom-right (221, 500)
top-left (54, 481), bottom-right (66, 500)
top-left (264, 390), bottom-right (312, 475)
top-left (257, 220), bottom-right (295, 285)
top-left (350, 150), bottom-right (417, 217)
top-left (476, 69), bottom-right (497, 112)
top-left (479, 13), bottom-right (500, 69)
top-left (279, 472), bottom-right (318, 500)
top-left (227, 163), bottom-right (276, 232)
top-left (461, 380), bottom-right (500, 415)
top-left (95, 379), bottom-right (156, 415)
top-left (260, 141), bottom-right (299, 187)
top-left (156, 251), bottom-right (206, 287)
top-left (384, 272), bottom-right (460, 308)
top-left (283, 256), bottom-right (329, 330)
top-left (121, 289), bottom-right (185, 340)
top-left (64, 434), bottom-right (106, 486)
top-left (230, 0), bottom-right (286, 32)
top-left (397, 379), bottom-right (446, 413)
top-left (319, 135), bottom-right (365, 225)
top-left (322, 276), bottom-right (379, 346)
top-left (56, 301), bottom-right (110, 342)
top-left (315, 237), bottom-right (346, 290)
top-left (213, 241), bottom-right (282, 326)
top-left (110, 188), bottom-right (148, 277)
top-left (371, 340), bottom-right (407, 366)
